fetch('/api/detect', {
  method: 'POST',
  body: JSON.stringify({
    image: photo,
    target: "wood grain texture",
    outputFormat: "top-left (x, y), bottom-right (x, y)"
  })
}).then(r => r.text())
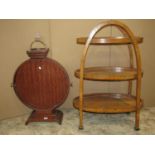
top-left (77, 36), bottom-right (143, 45)
top-left (13, 48), bottom-right (70, 124)
top-left (14, 58), bottom-right (70, 110)
top-left (75, 66), bottom-right (143, 81)
top-left (73, 93), bottom-right (143, 113)
top-left (74, 20), bottom-right (143, 130)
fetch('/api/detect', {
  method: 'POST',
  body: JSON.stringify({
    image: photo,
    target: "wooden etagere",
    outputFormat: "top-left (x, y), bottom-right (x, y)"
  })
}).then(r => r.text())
top-left (73, 20), bottom-right (143, 130)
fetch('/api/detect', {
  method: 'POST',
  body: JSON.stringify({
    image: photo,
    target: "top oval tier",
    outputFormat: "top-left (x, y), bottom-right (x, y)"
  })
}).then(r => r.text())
top-left (77, 36), bottom-right (143, 45)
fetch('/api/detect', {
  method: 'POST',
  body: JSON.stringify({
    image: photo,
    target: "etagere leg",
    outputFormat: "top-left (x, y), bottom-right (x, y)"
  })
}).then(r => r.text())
top-left (79, 126), bottom-right (84, 130)
top-left (79, 110), bottom-right (84, 130)
top-left (135, 110), bottom-right (140, 130)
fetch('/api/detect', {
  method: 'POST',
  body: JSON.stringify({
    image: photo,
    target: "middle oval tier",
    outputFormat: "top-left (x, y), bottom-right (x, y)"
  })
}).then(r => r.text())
top-left (74, 66), bottom-right (142, 81)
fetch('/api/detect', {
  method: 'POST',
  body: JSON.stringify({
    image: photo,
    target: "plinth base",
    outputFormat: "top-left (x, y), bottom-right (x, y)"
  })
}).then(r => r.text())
top-left (25, 110), bottom-right (63, 125)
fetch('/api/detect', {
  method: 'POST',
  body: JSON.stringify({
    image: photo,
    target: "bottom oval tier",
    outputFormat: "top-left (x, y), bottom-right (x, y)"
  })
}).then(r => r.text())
top-left (73, 93), bottom-right (143, 113)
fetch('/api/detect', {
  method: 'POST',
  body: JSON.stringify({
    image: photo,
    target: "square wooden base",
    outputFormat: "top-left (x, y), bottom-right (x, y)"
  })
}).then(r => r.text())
top-left (25, 110), bottom-right (63, 125)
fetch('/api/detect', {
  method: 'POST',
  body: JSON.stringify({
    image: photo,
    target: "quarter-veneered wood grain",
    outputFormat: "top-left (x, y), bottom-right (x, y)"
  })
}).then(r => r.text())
top-left (74, 20), bottom-right (143, 130)
top-left (73, 93), bottom-right (143, 113)
top-left (74, 66), bottom-right (142, 81)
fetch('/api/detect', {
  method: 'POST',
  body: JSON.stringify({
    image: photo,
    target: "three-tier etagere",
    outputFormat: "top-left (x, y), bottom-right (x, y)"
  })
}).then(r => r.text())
top-left (73, 20), bottom-right (143, 130)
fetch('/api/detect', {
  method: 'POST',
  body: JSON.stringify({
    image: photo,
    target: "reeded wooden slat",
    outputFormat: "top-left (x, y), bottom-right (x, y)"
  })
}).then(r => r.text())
top-left (75, 66), bottom-right (142, 81)
top-left (73, 93), bottom-right (143, 113)
top-left (77, 36), bottom-right (143, 45)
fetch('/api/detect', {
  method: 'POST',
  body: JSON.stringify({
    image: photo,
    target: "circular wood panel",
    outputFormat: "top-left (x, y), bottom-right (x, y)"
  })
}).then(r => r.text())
top-left (14, 58), bottom-right (70, 110)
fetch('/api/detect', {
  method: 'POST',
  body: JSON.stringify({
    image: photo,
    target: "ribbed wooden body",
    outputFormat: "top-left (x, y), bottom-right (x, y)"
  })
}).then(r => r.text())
top-left (13, 49), bottom-right (70, 124)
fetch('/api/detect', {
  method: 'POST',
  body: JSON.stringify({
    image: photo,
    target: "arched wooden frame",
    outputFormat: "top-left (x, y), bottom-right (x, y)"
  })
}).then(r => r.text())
top-left (79, 20), bottom-right (142, 130)
top-left (117, 27), bottom-right (134, 94)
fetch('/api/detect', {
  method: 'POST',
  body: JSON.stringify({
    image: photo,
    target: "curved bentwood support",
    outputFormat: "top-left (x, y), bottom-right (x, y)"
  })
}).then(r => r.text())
top-left (79, 20), bottom-right (142, 130)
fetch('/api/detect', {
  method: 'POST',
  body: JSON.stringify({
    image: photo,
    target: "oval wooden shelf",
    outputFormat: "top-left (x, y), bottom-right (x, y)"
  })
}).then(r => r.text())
top-left (73, 93), bottom-right (143, 113)
top-left (77, 36), bottom-right (143, 45)
top-left (74, 66), bottom-right (142, 81)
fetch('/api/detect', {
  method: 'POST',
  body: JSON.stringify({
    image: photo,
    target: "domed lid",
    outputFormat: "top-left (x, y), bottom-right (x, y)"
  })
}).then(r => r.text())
top-left (27, 40), bottom-right (49, 59)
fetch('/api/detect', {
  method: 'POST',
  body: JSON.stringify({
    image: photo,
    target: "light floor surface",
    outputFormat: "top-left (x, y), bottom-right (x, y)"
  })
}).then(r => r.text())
top-left (0, 107), bottom-right (155, 135)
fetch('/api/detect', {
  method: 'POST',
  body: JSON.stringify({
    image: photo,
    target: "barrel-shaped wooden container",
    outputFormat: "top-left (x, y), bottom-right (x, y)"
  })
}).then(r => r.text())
top-left (13, 45), bottom-right (70, 125)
